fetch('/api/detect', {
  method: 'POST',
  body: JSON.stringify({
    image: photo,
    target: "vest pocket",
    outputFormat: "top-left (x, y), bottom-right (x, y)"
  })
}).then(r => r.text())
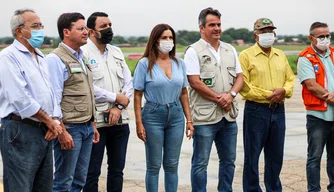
top-left (228, 100), bottom-right (239, 119)
top-left (200, 72), bottom-right (216, 87)
top-left (228, 69), bottom-right (236, 86)
top-left (193, 103), bottom-right (216, 122)
top-left (96, 102), bottom-right (109, 112)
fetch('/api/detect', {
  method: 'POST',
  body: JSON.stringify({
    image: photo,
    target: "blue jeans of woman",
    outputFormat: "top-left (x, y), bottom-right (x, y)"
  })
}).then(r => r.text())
top-left (142, 101), bottom-right (185, 192)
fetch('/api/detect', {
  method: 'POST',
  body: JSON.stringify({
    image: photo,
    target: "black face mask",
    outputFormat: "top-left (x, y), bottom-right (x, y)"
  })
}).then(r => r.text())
top-left (96, 28), bottom-right (114, 44)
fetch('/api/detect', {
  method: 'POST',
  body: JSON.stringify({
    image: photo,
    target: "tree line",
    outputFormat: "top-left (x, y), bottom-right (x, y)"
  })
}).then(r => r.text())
top-left (1, 28), bottom-right (333, 47)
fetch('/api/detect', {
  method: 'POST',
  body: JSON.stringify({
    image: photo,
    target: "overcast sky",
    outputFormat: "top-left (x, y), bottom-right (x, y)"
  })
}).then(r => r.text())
top-left (1, 0), bottom-right (333, 38)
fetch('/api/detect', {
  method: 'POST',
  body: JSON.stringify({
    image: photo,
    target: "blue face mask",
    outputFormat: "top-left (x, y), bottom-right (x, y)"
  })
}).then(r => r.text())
top-left (27, 30), bottom-right (45, 48)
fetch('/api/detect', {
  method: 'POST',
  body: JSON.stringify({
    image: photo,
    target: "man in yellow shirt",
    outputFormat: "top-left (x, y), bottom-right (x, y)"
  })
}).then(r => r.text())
top-left (239, 18), bottom-right (295, 192)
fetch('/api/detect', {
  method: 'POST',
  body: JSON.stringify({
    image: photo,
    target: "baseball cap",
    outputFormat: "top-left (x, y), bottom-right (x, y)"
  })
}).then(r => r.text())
top-left (253, 18), bottom-right (277, 30)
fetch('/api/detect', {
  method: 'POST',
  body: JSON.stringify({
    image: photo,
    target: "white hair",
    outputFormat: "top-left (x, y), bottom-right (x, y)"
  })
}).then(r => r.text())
top-left (10, 9), bottom-right (35, 37)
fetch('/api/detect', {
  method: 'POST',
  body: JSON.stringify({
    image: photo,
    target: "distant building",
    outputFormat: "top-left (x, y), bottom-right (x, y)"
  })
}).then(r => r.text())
top-left (236, 39), bottom-right (245, 46)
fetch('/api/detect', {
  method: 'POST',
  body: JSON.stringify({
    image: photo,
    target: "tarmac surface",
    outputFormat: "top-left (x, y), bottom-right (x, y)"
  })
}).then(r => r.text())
top-left (0, 77), bottom-right (331, 191)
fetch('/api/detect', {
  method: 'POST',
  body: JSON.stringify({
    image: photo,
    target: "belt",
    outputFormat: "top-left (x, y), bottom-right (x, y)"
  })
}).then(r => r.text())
top-left (246, 100), bottom-right (283, 109)
top-left (4, 114), bottom-right (47, 128)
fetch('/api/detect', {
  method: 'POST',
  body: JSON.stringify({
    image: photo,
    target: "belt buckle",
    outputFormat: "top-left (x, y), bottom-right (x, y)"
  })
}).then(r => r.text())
top-left (269, 102), bottom-right (278, 109)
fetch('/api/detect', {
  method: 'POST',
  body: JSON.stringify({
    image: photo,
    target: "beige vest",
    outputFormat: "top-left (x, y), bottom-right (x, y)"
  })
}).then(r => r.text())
top-left (188, 40), bottom-right (239, 125)
top-left (52, 44), bottom-right (96, 124)
top-left (81, 42), bottom-right (129, 128)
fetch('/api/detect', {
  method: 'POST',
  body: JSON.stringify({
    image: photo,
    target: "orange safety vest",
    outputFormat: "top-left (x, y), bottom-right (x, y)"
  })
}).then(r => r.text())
top-left (298, 46), bottom-right (334, 111)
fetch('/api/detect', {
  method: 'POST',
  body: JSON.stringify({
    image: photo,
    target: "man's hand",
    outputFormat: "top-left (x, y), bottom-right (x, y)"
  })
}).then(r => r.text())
top-left (106, 107), bottom-right (122, 125)
top-left (45, 120), bottom-right (63, 138)
top-left (217, 93), bottom-right (233, 109)
top-left (136, 123), bottom-right (146, 142)
top-left (116, 92), bottom-right (130, 108)
top-left (324, 92), bottom-right (334, 105)
top-left (266, 88), bottom-right (286, 103)
top-left (58, 130), bottom-right (74, 150)
top-left (45, 129), bottom-right (58, 141)
top-left (92, 122), bottom-right (100, 144)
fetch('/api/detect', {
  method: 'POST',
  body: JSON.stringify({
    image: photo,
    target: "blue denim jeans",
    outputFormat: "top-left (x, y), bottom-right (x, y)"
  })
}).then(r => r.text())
top-left (83, 124), bottom-right (130, 192)
top-left (53, 122), bottom-right (94, 192)
top-left (306, 115), bottom-right (334, 192)
top-left (142, 101), bottom-right (185, 192)
top-left (0, 118), bottom-right (53, 192)
top-left (191, 117), bottom-right (238, 192)
top-left (243, 101), bottom-right (286, 192)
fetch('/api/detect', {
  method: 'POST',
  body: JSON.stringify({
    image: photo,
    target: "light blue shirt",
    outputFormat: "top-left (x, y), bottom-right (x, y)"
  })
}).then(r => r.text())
top-left (133, 57), bottom-right (188, 104)
top-left (297, 46), bottom-right (334, 121)
top-left (0, 40), bottom-right (61, 120)
top-left (46, 43), bottom-right (116, 116)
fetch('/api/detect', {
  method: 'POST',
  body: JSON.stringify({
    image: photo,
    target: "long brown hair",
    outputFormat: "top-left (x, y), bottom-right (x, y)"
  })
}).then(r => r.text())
top-left (138, 23), bottom-right (178, 77)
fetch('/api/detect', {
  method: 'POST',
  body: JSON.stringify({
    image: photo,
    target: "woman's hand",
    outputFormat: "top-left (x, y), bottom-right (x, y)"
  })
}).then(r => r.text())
top-left (136, 123), bottom-right (146, 142)
top-left (186, 121), bottom-right (194, 139)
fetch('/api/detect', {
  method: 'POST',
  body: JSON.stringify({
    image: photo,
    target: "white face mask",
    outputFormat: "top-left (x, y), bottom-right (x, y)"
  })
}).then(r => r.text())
top-left (257, 33), bottom-right (275, 48)
top-left (158, 40), bottom-right (174, 54)
top-left (315, 37), bottom-right (331, 51)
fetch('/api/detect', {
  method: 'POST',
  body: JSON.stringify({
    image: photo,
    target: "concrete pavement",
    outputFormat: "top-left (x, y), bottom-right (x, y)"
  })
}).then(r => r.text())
top-left (0, 78), bottom-right (331, 191)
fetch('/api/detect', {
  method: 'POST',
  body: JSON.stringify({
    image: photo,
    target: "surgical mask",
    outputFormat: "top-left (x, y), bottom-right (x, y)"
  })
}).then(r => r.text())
top-left (257, 33), bottom-right (275, 48)
top-left (315, 37), bottom-right (331, 51)
top-left (158, 40), bottom-right (174, 54)
top-left (24, 29), bottom-right (45, 48)
top-left (96, 28), bottom-right (114, 44)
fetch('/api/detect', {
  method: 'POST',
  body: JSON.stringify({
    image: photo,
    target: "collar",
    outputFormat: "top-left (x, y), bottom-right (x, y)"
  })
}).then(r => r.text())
top-left (200, 38), bottom-right (222, 49)
top-left (13, 39), bottom-right (44, 58)
top-left (87, 38), bottom-right (108, 53)
top-left (311, 44), bottom-right (330, 58)
top-left (253, 43), bottom-right (280, 57)
top-left (61, 42), bottom-right (84, 60)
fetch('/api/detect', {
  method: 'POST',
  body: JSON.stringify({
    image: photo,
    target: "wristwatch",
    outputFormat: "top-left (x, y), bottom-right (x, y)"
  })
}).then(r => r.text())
top-left (115, 104), bottom-right (124, 110)
top-left (230, 91), bottom-right (237, 98)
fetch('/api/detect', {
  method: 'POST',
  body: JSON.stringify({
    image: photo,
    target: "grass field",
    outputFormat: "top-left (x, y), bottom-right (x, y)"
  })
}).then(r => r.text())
top-left (0, 45), bottom-right (300, 75)
top-left (119, 45), bottom-right (307, 53)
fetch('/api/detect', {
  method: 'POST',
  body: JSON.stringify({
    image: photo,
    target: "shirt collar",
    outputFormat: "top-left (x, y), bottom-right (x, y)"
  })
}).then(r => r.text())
top-left (87, 38), bottom-right (108, 53)
top-left (61, 42), bottom-right (84, 60)
top-left (200, 38), bottom-right (222, 50)
top-left (13, 39), bottom-right (44, 58)
top-left (311, 44), bottom-right (330, 58)
top-left (253, 43), bottom-right (280, 57)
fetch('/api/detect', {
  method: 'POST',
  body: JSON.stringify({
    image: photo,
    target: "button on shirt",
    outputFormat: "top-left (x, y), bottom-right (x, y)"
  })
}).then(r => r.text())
top-left (46, 43), bottom-right (120, 114)
top-left (239, 43), bottom-right (295, 103)
top-left (0, 40), bottom-right (61, 120)
top-left (297, 46), bottom-right (334, 121)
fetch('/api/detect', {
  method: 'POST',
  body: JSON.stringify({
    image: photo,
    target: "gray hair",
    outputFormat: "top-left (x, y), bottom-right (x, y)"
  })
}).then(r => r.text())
top-left (10, 9), bottom-right (35, 37)
top-left (309, 22), bottom-right (328, 36)
top-left (198, 7), bottom-right (221, 27)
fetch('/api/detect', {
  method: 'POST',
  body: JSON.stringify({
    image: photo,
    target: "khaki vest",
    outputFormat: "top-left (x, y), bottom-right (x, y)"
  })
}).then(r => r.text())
top-left (81, 43), bottom-right (129, 127)
top-left (52, 44), bottom-right (95, 124)
top-left (188, 40), bottom-right (239, 125)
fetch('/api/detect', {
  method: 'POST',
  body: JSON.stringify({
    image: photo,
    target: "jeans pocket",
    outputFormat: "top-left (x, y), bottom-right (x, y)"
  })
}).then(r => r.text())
top-left (9, 121), bottom-right (21, 143)
top-left (64, 123), bottom-right (77, 129)
top-left (245, 103), bottom-right (260, 112)
top-left (142, 103), bottom-right (158, 113)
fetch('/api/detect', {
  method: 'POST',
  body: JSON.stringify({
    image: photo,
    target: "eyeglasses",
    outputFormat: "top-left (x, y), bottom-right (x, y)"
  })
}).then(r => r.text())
top-left (312, 35), bottom-right (331, 41)
top-left (19, 23), bottom-right (44, 30)
top-left (75, 27), bottom-right (89, 32)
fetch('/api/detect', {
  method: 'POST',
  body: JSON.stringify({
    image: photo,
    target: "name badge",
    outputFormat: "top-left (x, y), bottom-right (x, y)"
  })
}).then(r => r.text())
top-left (69, 63), bottom-right (83, 73)
top-left (87, 59), bottom-right (99, 69)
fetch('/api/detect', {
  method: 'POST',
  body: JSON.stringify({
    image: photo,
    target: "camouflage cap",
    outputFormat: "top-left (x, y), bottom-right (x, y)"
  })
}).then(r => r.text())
top-left (253, 18), bottom-right (277, 30)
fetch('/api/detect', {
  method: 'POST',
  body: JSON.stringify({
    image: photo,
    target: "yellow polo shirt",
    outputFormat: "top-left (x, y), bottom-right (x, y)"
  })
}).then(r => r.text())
top-left (239, 43), bottom-right (295, 103)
